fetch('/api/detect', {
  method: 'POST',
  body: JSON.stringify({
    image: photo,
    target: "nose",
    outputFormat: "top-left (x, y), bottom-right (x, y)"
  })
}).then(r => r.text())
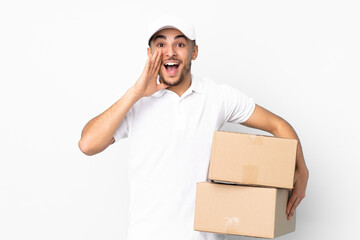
top-left (164, 44), bottom-right (177, 57)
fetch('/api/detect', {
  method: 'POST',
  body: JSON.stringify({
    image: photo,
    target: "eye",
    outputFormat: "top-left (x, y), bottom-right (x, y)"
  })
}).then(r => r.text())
top-left (177, 43), bottom-right (185, 47)
top-left (157, 43), bottom-right (164, 47)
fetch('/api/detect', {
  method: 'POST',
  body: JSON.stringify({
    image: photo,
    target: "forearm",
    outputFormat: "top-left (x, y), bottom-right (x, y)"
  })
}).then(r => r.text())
top-left (272, 120), bottom-right (309, 175)
top-left (242, 105), bottom-right (308, 217)
top-left (78, 86), bottom-right (142, 155)
top-left (273, 119), bottom-right (309, 218)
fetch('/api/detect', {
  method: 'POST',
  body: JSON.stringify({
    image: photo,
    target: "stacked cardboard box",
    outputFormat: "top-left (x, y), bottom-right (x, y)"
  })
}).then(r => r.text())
top-left (194, 131), bottom-right (298, 239)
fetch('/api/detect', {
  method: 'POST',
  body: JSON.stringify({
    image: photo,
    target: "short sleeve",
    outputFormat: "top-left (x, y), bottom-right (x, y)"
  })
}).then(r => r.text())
top-left (221, 84), bottom-right (256, 124)
top-left (113, 109), bottom-right (132, 142)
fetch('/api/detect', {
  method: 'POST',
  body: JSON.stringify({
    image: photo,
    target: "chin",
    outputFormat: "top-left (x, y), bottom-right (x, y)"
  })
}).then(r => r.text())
top-left (159, 75), bottom-right (183, 87)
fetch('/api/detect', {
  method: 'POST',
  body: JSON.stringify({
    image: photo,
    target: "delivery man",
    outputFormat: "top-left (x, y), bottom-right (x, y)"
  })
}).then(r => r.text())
top-left (78, 15), bottom-right (309, 240)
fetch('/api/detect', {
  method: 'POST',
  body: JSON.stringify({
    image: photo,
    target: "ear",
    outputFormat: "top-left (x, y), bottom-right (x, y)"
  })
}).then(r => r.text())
top-left (147, 47), bottom-right (151, 57)
top-left (191, 45), bottom-right (199, 60)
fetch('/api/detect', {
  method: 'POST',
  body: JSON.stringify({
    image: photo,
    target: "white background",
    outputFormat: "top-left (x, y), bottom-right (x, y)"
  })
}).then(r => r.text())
top-left (1, 0), bottom-right (359, 239)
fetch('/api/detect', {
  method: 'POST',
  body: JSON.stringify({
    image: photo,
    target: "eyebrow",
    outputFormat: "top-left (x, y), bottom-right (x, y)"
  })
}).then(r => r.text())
top-left (153, 34), bottom-right (187, 42)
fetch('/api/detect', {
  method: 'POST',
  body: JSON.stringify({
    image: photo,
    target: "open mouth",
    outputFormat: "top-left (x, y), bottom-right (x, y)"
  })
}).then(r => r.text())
top-left (164, 62), bottom-right (180, 75)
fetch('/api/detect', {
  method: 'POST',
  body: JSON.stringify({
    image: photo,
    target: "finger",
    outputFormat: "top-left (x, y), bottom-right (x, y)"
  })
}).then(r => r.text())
top-left (146, 51), bottom-right (154, 71)
top-left (154, 51), bottom-right (163, 73)
top-left (149, 50), bottom-right (161, 76)
top-left (286, 192), bottom-right (297, 215)
top-left (287, 197), bottom-right (301, 220)
top-left (154, 50), bottom-right (162, 72)
top-left (150, 50), bottom-right (159, 70)
top-left (142, 55), bottom-right (151, 76)
top-left (155, 50), bottom-right (162, 67)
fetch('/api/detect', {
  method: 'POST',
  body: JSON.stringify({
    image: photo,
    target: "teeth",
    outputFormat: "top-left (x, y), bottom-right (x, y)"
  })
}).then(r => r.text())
top-left (165, 62), bottom-right (179, 66)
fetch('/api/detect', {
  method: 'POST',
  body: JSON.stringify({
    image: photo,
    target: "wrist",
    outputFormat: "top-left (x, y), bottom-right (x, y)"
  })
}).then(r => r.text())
top-left (296, 167), bottom-right (309, 178)
top-left (128, 86), bottom-right (144, 101)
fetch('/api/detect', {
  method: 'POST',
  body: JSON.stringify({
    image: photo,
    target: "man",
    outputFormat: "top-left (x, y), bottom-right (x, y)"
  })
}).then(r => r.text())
top-left (78, 15), bottom-right (309, 240)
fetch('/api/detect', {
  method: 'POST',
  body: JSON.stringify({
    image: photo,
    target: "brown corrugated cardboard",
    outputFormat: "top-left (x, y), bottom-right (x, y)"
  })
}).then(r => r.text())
top-left (209, 131), bottom-right (298, 189)
top-left (194, 182), bottom-right (296, 239)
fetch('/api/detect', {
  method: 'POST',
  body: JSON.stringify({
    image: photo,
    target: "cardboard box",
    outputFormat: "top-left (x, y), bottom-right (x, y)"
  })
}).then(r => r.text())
top-left (194, 182), bottom-right (295, 239)
top-left (209, 131), bottom-right (298, 189)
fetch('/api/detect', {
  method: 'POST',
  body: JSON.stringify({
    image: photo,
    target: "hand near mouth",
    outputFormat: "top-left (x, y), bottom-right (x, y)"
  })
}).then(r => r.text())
top-left (133, 50), bottom-right (170, 98)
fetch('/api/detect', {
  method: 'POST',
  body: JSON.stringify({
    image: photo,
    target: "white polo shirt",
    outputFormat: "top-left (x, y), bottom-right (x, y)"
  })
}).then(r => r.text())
top-left (114, 74), bottom-right (255, 240)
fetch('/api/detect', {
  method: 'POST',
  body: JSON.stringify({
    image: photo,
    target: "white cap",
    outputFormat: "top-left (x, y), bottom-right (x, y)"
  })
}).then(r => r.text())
top-left (147, 14), bottom-right (196, 45)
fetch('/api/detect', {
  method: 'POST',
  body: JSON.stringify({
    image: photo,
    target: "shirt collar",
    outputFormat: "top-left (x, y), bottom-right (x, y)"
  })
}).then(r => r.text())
top-left (151, 74), bottom-right (204, 98)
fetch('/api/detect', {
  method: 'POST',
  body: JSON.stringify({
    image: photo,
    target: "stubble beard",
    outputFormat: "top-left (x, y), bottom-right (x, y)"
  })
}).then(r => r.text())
top-left (159, 61), bottom-right (192, 87)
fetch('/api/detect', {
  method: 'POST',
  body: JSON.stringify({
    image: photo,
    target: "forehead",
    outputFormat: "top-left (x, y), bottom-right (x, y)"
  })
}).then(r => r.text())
top-left (152, 28), bottom-right (187, 41)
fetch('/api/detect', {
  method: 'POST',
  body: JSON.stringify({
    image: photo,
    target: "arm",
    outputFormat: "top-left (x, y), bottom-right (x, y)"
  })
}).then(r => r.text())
top-left (242, 104), bottom-right (309, 220)
top-left (78, 50), bottom-right (168, 156)
top-left (78, 88), bottom-right (141, 156)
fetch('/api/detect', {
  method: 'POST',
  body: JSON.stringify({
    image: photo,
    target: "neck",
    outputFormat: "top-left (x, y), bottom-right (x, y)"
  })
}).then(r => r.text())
top-left (164, 73), bottom-right (192, 97)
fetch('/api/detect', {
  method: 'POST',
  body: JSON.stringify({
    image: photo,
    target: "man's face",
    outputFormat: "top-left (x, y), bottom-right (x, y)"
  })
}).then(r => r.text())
top-left (148, 28), bottom-right (198, 87)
